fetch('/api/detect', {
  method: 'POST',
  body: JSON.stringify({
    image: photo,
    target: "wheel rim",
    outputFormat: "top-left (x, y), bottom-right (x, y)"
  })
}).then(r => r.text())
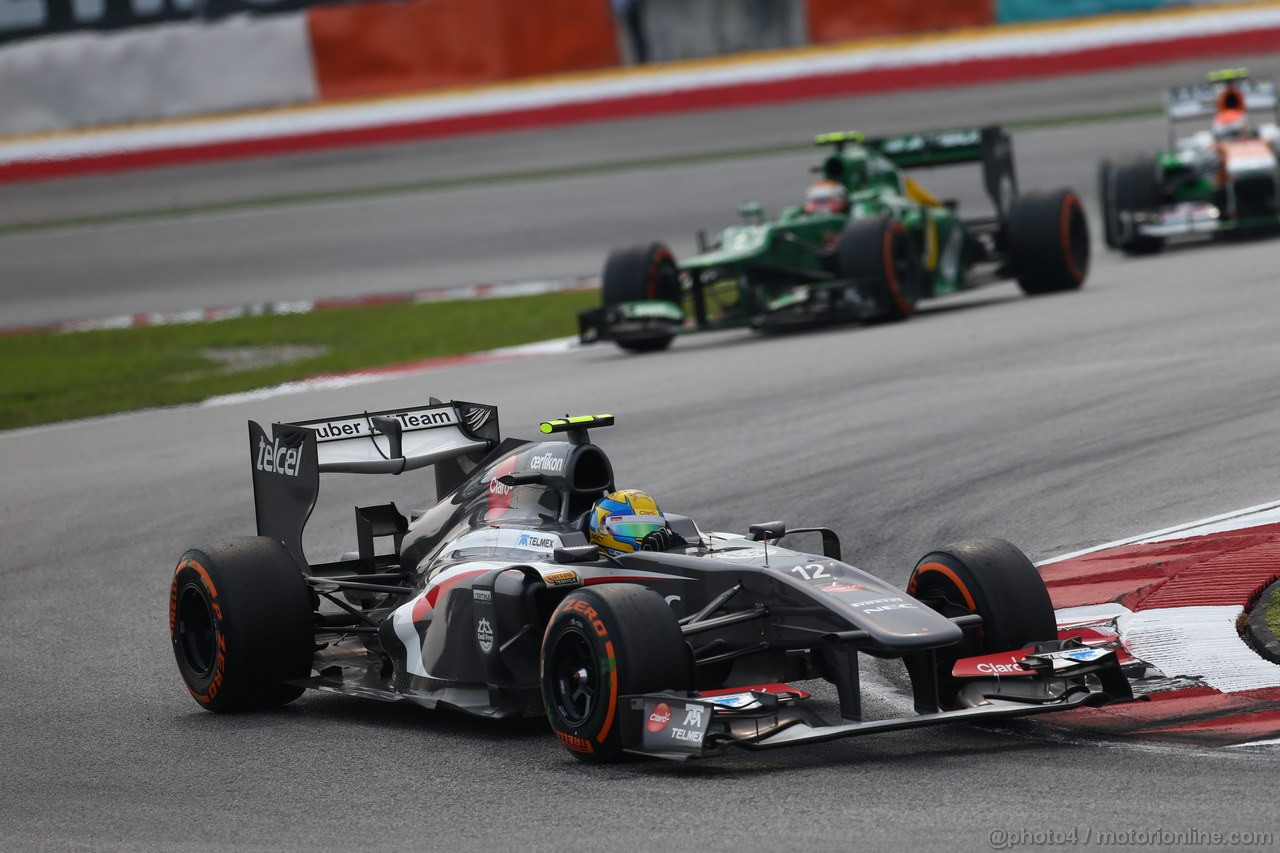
top-left (548, 627), bottom-right (598, 726)
top-left (176, 583), bottom-right (217, 678)
top-left (886, 227), bottom-right (922, 310)
top-left (910, 574), bottom-right (983, 658)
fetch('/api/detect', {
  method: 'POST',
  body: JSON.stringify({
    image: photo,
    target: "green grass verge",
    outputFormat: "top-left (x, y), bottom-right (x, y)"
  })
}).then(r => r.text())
top-left (1268, 589), bottom-right (1280, 639)
top-left (0, 289), bottom-right (598, 431)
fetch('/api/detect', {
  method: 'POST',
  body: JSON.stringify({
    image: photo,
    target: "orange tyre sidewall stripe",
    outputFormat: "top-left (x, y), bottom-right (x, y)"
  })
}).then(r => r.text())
top-left (913, 562), bottom-right (977, 611)
top-left (596, 640), bottom-right (618, 745)
top-left (647, 248), bottom-right (673, 302)
top-left (172, 558), bottom-right (225, 703)
top-left (1060, 193), bottom-right (1084, 283)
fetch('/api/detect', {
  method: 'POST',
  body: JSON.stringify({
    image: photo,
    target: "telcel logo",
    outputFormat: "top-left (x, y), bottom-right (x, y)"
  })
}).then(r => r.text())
top-left (256, 436), bottom-right (302, 477)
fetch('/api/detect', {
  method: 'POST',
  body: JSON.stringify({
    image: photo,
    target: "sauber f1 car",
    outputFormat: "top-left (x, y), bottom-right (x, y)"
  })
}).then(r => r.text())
top-left (578, 125), bottom-right (1089, 354)
top-left (1100, 68), bottom-right (1280, 254)
top-left (169, 401), bottom-right (1131, 762)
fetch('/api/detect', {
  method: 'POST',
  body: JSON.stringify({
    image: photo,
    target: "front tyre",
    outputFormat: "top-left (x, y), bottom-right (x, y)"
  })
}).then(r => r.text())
top-left (541, 584), bottom-right (689, 763)
top-left (1006, 188), bottom-right (1090, 294)
top-left (907, 537), bottom-right (1056, 705)
top-left (1111, 156), bottom-right (1165, 255)
top-left (837, 216), bottom-right (923, 321)
top-left (169, 536), bottom-right (314, 713)
top-left (601, 242), bottom-right (682, 354)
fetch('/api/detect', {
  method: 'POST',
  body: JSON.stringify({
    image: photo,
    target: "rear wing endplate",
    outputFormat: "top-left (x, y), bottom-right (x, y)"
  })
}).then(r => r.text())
top-left (248, 399), bottom-right (500, 569)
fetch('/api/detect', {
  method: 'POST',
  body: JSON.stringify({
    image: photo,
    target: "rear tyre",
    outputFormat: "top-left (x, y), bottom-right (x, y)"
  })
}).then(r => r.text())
top-left (906, 538), bottom-right (1057, 705)
top-left (601, 243), bottom-right (681, 354)
top-left (1006, 188), bottom-right (1090, 294)
top-left (837, 216), bottom-right (923, 321)
top-left (1111, 156), bottom-right (1165, 255)
top-left (542, 585), bottom-right (690, 763)
top-left (169, 536), bottom-right (314, 713)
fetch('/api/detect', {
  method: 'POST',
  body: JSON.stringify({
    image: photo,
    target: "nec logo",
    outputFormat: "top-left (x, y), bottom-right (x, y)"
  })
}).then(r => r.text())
top-left (256, 436), bottom-right (302, 477)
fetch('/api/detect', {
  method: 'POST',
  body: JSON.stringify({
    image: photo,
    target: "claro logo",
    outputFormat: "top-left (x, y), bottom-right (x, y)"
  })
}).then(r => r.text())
top-left (976, 661), bottom-right (1028, 675)
top-left (256, 436), bottom-right (302, 477)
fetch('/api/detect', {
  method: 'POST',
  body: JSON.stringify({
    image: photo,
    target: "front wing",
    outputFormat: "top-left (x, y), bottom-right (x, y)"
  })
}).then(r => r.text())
top-left (620, 649), bottom-right (1130, 761)
top-left (1127, 203), bottom-right (1280, 238)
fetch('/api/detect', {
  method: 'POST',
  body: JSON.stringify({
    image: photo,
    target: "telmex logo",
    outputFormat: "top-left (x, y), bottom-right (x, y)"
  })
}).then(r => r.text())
top-left (256, 436), bottom-right (302, 477)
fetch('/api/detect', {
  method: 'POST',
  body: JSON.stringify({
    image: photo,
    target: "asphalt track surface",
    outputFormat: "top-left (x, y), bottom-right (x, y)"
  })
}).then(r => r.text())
top-left (3, 59), bottom-right (1280, 850)
top-left (2, 51), bottom-right (1280, 327)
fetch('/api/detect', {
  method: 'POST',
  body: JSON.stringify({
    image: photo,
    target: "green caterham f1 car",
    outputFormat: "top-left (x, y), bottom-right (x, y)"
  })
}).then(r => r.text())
top-left (579, 126), bottom-right (1089, 353)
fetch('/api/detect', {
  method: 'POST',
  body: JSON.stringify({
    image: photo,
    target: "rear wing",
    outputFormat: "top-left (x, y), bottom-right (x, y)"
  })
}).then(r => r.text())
top-left (249, 399), bottom-right (500, 569)
top-left (1164, 76), bottom-right (1278, 121)
top-left (816, 126), bottom-right (1018, 222)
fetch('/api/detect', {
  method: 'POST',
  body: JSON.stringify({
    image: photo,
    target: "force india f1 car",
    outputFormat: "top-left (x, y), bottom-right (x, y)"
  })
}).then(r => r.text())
top-left (169, 400), bottom-right (1132, 762)
top-left (1100, 69), bottom-right (1280, 254)
top-left (578, 126), bottom-right (1089, 354)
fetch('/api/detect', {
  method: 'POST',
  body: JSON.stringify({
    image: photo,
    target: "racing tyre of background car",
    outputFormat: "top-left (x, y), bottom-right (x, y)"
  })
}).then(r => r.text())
top-left (1006, 188), bottom-right (1090, 294)
top-left (1110, 156), bottom-right (1165, 255)
top-left (836, 216), bottom-right (923, 321)
top-left (905, 537), bottom-right (1057, 706)
top-left (601, 242), bottom-right (682, 353)
top-left (170, 536), bottom-right (314, 713)
top-left (541, 584), bottom-right (690, 763)
top-left (1098, 159), bottom-right (1118, 249)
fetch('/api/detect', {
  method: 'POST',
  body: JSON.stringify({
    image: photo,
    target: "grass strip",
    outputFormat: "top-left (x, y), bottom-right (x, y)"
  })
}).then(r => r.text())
top-left (0, 289), bottom-right (598, 431)
top-left (0, 106), bottom-right (1161, 237)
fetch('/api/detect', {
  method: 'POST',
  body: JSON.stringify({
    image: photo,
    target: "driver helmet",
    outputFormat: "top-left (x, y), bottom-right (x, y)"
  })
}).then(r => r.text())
top-left (803, 180), bottom-right (848, 215)
top-left (1213, 108), bottom-right (1249, 141)
top-left (588, 489), bottom-right (668, 555)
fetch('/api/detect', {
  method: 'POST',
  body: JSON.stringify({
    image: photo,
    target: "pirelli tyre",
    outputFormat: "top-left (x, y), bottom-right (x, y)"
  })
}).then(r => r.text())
top-left (169, 536), bottom-right (314, 713)
top-left (1110, 156), bottom-right (1165, 255)
top-left (601, 242), bottom-right (682, 353)
top-left (541, 584), bottom-right (690, 763)
top-left (906, 538), bottom-right (1057, 706)
top-left (1006, 188), bottom-right (1090, 294)
top-left (837, 216), bottom-right (923, 321)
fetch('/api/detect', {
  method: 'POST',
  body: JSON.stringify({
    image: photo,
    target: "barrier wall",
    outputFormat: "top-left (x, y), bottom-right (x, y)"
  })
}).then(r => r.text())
top-left (640, 0), bottom-right (807, 62)
top-left (805, 0), bottom-right (994, 42)
top-left (0, 13), bottom-right (316, 136)
top-left (0, 0), bottom-right (1265, 138)
top-left (996, 0), bottom-right (1165, 23)
top-left (308, 0), bottom-right (620, 101)
top-left (0, 0), bottom-right (347, 47)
